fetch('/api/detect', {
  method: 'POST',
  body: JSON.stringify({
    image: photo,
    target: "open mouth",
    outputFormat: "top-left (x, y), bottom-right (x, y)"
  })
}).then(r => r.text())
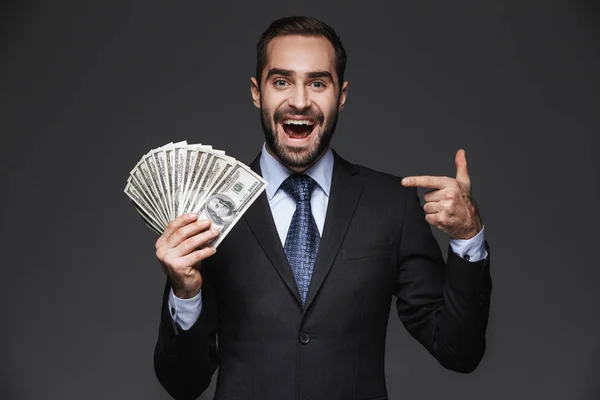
top-left (280, 119), bottom-right (316, 139)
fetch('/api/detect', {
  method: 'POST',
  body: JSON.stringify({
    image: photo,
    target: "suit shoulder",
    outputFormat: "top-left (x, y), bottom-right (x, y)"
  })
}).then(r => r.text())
top-left (346, 160), bottom-right (409, 192)
top-left (337, 158), bottom-right (417, 210)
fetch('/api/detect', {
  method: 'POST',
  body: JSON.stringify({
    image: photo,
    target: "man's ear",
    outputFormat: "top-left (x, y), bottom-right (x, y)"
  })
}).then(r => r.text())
top-left (338, 81), bottom-right (349, 111)
top-left (250, 77), bottom-right (261, 108)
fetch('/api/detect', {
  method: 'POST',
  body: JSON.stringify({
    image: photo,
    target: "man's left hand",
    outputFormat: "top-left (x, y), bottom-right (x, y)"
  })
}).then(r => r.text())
top-left (401, 149), bottom-right (482, 240)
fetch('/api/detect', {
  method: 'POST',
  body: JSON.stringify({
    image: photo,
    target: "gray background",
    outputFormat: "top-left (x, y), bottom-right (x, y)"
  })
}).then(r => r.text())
top-left (1, 0), bottom-right (599, 399)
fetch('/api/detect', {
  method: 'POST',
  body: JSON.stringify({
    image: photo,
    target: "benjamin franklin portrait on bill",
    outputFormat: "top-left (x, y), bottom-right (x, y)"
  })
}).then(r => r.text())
top-left (205, 193), bottom-right (237, 226)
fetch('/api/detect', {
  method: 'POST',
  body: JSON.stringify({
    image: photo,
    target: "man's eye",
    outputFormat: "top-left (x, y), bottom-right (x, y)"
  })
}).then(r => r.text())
top-left (311, 81), bottom-right (326, 88)
top-left (274, 79), bottom-right (289, 87)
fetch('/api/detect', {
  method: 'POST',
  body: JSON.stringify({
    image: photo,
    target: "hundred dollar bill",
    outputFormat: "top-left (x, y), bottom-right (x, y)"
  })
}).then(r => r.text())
top-left (176, 143), bottom-right (212, 216)
top-left (173, 145), bottom-right (187, 217)
top-left (153, 147), bottom-right (174, 222)
top-left (124, 183), bottom-right (164, 234)
top-left (125, 141), bottom-right (264, 237)
top-left (181, 147), bottom-right (212, 214)
top-left (189, 153), bottom-right (237, 214)
top-left (157, 141), bottom-right (187, 222)
top-left (130, 160), bottom-right (169, 228)
top-left (187, 152), bottom-right (233, 214)
top-left (196, 163), bottom-right (267, 247)
top-left (127, 172), bottom-right (166, 229)
top-left (146, 150), bottom-right (170, 225)
top-left (205, 155), bottom-right (237, 193)
top-left (180, 145), bottom-right (211, 214)
top-left (170, 141), bottom-right (188, 218)
top-left (164, 145), bottom-right (175, 221)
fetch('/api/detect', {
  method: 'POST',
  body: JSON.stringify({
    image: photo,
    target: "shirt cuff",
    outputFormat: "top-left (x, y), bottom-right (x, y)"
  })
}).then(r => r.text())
top-left (168, 287), bottom-right (203, 331)
top-left (449, 225), bottom-right (487, 262)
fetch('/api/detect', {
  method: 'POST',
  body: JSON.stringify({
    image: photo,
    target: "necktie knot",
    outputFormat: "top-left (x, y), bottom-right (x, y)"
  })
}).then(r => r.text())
top-left (281, 174), bottom-right (317, 204)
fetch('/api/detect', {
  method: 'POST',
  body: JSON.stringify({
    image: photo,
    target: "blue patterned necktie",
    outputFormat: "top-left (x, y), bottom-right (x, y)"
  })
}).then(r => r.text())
top-left (281, 174), bottom-right (320, 305)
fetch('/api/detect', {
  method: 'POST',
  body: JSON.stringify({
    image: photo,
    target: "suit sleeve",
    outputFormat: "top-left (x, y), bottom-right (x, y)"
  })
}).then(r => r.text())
top-left (394, 187), bottom-right (492, 373)
top-left (154, 274), bottom-right (219, 399)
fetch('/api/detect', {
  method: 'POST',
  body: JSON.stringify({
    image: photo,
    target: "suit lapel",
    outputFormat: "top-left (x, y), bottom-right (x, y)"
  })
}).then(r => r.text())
top-left (243, 151), bottom-right (364, 311)
top-left (244, 154), bottom-right (302, 306)
top-left (303, 151), bottom-right (364, 312)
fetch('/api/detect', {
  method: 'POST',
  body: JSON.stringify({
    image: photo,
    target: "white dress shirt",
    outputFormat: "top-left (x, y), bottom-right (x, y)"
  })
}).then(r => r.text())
top-left (169, 144), bottom-right (487, 330)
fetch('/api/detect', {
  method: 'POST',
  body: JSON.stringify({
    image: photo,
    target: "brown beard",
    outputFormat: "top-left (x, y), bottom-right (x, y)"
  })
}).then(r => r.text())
top-left (260, 103), bottom-right (339, 170)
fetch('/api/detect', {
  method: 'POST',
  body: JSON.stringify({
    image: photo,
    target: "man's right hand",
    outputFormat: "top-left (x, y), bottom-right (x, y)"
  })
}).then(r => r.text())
top-left (155, 213), bottom-right (219, 299)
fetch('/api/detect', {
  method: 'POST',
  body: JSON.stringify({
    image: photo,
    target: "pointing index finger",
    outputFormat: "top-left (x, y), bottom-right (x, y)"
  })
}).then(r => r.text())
top-left (401, 176), bottom-right (454, 189)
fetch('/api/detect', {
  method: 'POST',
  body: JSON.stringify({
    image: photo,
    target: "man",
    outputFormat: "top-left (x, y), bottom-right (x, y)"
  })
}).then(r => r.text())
top-left (153, 16), bottom-right (491, 400)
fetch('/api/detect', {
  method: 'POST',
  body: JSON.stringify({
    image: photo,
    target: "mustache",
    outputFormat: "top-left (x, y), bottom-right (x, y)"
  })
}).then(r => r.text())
top-left (273, 107), bottom-right (324, 124)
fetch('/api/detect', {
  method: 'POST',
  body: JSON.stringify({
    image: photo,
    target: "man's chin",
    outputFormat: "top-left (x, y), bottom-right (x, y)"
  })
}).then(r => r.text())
top-left (263, 121), bottom-right (333, 170)
top-left (274, 143), bottom-right (323, 170)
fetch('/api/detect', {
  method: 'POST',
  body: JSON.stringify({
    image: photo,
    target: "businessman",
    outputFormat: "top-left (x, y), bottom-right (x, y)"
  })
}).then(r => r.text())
top-left (153, 16), bottom-right (492, 400)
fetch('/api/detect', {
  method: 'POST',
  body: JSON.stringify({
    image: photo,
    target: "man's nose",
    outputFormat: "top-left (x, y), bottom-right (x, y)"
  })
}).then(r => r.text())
top-left (287, 85), bottom-right (310, 111)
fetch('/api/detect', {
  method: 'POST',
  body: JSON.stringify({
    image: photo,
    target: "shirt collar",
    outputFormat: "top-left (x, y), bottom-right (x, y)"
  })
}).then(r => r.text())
top-left (260, 142), bottom-right (334, 200)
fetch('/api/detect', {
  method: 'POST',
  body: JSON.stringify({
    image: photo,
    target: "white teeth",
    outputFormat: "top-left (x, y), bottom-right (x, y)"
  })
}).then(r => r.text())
top-left (283, 119), bottom-right (314, 126)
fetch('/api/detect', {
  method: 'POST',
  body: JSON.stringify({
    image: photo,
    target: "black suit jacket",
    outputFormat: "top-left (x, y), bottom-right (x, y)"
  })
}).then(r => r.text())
top-left (154, 150), bottom-right (492, 400)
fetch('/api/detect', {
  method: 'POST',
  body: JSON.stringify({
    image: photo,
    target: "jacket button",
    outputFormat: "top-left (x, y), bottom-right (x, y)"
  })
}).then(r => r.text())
top-left (300, 332), bottom-right (311, 344)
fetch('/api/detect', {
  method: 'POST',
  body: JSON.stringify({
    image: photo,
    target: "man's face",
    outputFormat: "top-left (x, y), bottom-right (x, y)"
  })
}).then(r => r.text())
top-left (251, 35), bottom-right (348, 171)
top-left (209, 197), bottom-right (232, 217)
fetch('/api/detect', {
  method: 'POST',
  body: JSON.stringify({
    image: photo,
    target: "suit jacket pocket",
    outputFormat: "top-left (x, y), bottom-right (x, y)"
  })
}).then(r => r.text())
top-left (340, 241), bottom-right (392, 260)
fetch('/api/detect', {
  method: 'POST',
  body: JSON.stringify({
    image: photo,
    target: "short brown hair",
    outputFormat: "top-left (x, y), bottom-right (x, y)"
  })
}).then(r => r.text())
top-left (256, 16), bottom-right (347, 89)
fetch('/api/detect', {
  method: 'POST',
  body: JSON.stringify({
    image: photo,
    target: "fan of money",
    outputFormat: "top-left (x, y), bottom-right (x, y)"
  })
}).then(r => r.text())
top-left (124, 141), bottom-right (267, 248)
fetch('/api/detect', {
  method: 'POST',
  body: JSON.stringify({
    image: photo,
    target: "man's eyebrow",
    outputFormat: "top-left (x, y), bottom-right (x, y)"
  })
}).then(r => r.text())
top-left (306, 71), bottom-right (334, 81)
top-left (265, 69), bottom-right (335, 82)
top-left (265, 68), bottom-right (293, 80)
